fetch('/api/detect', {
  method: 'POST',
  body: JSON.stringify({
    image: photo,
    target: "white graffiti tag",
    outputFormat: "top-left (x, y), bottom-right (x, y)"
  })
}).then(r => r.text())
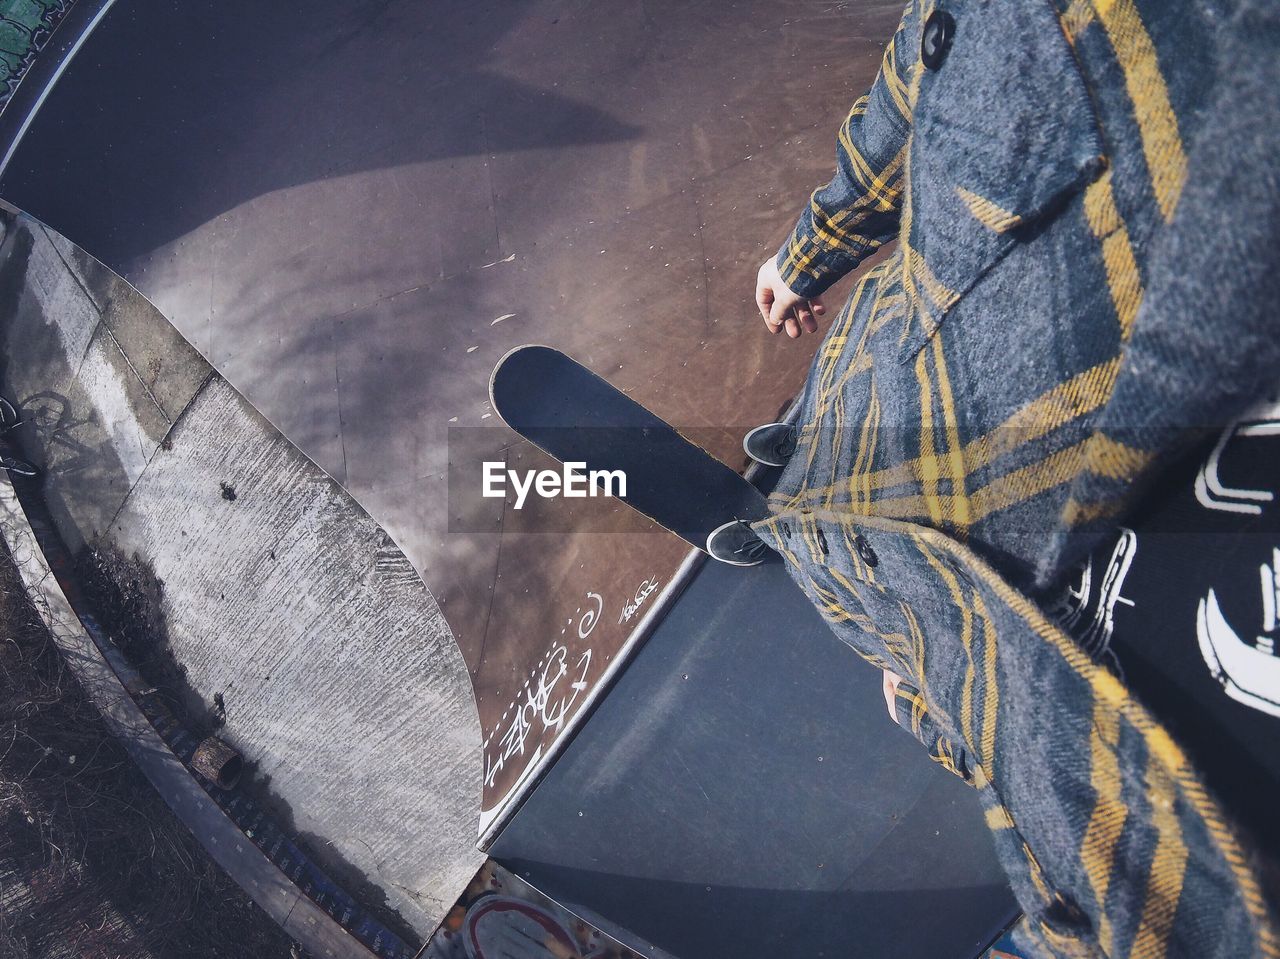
top-left (618, 576), bottom-right (661, 625)
top-left (484, 646), bottom-right (591, 788)
top-left (579, 592), bottom-right (603, 639)
top-left (483, 595), bottom-right (596, 792)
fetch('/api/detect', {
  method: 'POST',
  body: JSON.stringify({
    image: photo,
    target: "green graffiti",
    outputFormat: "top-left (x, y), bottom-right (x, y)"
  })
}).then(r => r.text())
top-left (0, 0), bottom-right (74, 108)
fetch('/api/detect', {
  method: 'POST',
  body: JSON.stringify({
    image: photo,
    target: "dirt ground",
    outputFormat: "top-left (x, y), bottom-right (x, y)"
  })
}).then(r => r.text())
top-left (0, 534), bottom-right (298, 958)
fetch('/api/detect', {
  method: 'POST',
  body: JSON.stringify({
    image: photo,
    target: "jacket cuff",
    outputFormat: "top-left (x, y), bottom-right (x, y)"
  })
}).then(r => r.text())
top-left (775, 219), bottom-right (860, 299)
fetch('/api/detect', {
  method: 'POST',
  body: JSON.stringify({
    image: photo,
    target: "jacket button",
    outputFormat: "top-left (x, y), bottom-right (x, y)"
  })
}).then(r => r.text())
top-left (854, 534), bottom-right (879, 568)
top-left (921, 10), bottom-right (955, 70)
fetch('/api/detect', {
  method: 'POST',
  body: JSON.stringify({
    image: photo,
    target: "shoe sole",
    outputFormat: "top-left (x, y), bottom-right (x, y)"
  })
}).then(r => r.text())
top-left (742, 423), bottom-right (789, 468)
top-left (705, 520), bottom-right (765, 567)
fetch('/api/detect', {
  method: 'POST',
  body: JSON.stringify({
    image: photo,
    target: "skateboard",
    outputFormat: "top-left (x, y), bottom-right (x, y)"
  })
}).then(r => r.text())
top-left (488, 345), bottom-right (769, 551)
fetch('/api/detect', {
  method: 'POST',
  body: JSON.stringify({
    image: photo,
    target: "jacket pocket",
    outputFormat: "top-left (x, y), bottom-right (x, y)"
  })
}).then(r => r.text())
top-left (898, 0), bottom-right (1105, 361)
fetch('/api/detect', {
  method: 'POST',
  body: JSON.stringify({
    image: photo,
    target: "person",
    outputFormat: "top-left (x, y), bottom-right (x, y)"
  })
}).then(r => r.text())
top-left (705, 0), bottom-right (1280, 955)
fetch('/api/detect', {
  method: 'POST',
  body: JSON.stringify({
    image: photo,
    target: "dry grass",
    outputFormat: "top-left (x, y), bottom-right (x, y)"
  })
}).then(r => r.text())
top-left (0, 533), bottom-right (299, 958)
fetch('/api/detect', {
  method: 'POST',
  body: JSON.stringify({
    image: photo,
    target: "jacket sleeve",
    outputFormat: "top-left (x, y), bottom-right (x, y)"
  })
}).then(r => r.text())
top-left (776, 1), bottom-right (918, 298)
top-left (893, 680), bottom-right (974, 784)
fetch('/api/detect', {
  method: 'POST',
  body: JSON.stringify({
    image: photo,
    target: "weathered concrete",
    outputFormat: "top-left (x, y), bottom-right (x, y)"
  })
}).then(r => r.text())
top-left (0, 479), bottom-right (379, 959)
top-left (0, 206), bottom-right (484, 938)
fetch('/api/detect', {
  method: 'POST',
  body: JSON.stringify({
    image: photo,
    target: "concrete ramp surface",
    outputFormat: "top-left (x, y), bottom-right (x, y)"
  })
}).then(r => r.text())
top-left (0, 206), bottom-right (484, 938)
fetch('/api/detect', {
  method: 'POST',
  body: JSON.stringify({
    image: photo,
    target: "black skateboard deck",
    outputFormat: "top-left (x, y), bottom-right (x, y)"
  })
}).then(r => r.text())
top-left (488, 345), bottom-right (768, 551)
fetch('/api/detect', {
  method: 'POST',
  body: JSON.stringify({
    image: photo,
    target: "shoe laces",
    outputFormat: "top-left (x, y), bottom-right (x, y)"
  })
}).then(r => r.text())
top-left (777, 430), bottom-right (797, 459)
top-left (733, 521), bottom-right (769, 561)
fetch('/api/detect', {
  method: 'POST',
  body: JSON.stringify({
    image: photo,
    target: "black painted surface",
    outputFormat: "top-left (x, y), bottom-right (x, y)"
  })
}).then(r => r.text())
top-left (493, 557), bottom-right (1017, 958)
top-left (489, 346), bottom-right (768, 548)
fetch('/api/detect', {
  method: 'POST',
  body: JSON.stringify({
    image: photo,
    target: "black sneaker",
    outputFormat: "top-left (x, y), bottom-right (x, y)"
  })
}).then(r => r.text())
top-left (743, 422), bottom-right (797, 467)
top-left (706, 520), bottom-right (772, 567)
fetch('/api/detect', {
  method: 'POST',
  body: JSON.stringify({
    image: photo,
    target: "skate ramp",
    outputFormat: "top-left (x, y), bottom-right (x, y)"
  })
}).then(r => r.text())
top-left (0, 2), bottom-right (1021, 951)
top-left (494, 558), bottom-right (1018, 958)
top-left (0, 0), bottom-right (904, 829)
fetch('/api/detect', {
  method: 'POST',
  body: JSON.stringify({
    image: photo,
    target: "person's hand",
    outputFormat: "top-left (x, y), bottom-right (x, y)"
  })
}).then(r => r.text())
top-left (881, 669), bottom-right (902, 725)
top-left (756, 258), bottom-right (825, 338)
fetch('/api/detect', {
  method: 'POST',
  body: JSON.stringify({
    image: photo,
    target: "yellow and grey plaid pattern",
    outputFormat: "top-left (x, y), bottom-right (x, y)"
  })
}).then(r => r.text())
top-left (761, 0), bottom-right (1280, 954)
top-left (776, 4), bottom-right (915, 297)
top-left (894, 677), bottom-right (972, 780)
top-left (758, 509), bottom-right (1278, 957)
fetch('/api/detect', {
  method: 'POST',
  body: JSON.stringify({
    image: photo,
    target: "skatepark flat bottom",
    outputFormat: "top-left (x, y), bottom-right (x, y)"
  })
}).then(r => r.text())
top-left (490, 554), bottom-right (1017, 957)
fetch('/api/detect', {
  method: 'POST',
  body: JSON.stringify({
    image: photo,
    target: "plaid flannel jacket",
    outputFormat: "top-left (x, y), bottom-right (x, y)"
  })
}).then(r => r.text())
top-left (757, 0), bottom-right (1280, 955)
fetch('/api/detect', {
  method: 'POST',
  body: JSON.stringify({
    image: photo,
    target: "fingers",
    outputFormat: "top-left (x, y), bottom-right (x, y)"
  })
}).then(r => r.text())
top-left (756, 282), bottom-right (774, 325)
top-left (757, 259), bottom-right (780, 329)
top-left (882, 670), bottom-right (902, 725)
top-left (782, 299), bottom-right (821, 337)
top-left (794, 304), bottom-right (818, 334)
top-left (757, 257), bottom-right (824, 337)
top-left (768, 295), bottom-right (791, 335)
top-left (797, 295), bottom-right (825, 333)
